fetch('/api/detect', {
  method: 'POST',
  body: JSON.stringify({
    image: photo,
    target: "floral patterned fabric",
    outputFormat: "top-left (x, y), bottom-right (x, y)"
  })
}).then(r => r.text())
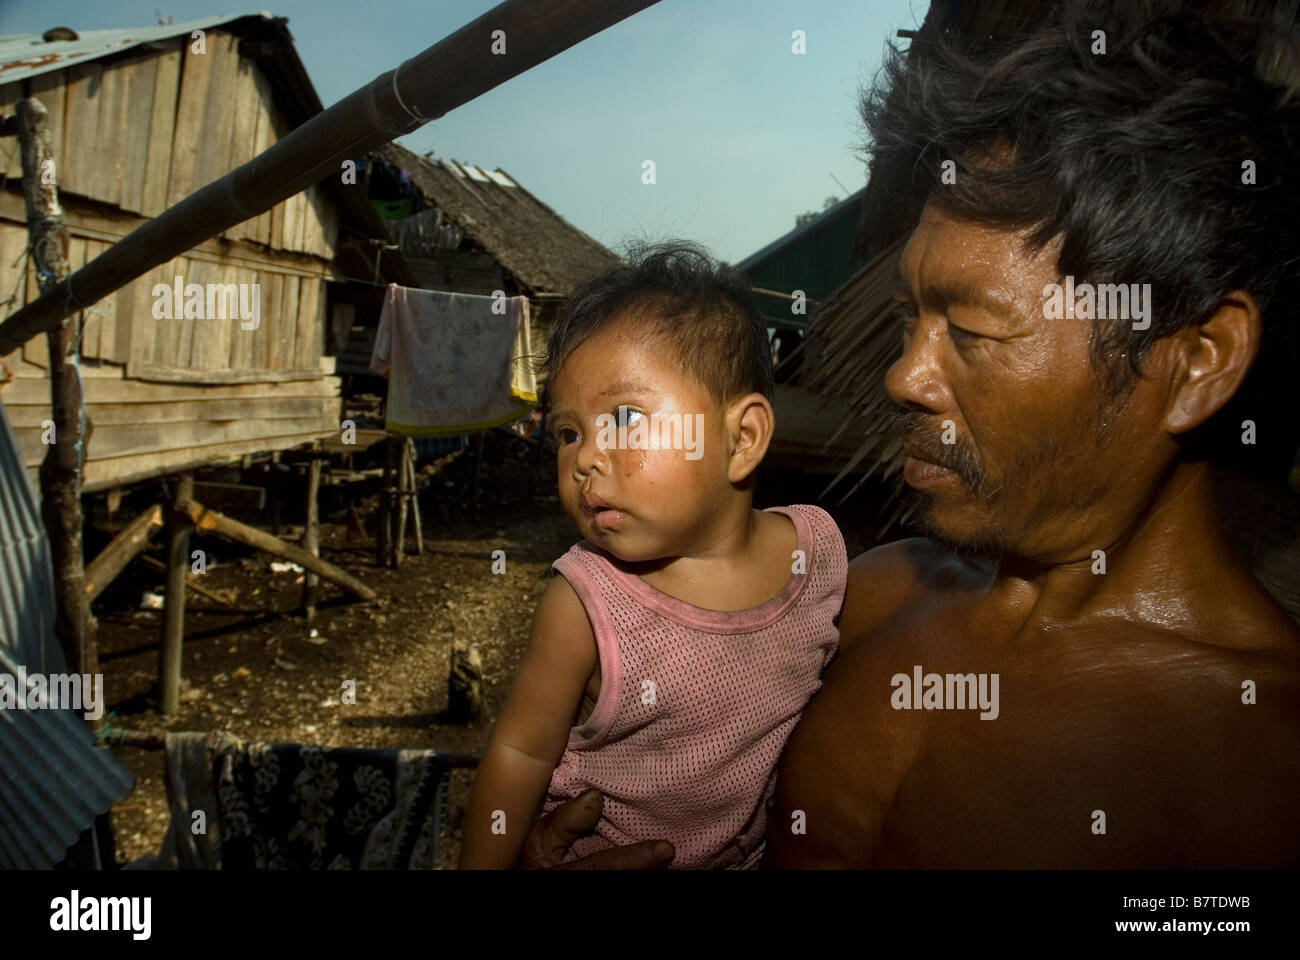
top-left (144, 731), bottom-right (453, 870)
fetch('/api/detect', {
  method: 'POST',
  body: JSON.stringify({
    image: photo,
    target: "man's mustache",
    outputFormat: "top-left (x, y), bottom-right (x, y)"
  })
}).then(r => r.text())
top-left (891, 412), bottom-right (985, 490)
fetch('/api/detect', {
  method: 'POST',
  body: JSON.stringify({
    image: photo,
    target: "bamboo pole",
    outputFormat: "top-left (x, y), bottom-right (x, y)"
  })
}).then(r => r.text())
top-left (177, 497), bottom-right (376, 601)
top-left (0, 0), bottom-right (662, 356)
top-left (83, 503), bottom-right (164, 602)
top-left (16, 96), bottom-right (91, 680)
top-left (159, 473), bottom-right (194, 716)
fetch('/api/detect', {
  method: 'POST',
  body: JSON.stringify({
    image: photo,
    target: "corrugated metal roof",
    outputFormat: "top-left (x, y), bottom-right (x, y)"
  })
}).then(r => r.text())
top-left (0, 13), bottom-right (275, 84)
top-left (0, 399), bottom-right (134, 869)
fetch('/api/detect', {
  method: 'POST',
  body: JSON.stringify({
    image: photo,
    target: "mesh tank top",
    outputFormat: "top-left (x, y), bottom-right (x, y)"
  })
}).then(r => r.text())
top-left (541, 503), bottom-right (847, 869)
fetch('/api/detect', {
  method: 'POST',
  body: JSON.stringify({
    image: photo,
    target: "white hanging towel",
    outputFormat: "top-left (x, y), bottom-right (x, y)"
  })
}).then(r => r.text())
top-left (370, 284), bottom-right (538, 436)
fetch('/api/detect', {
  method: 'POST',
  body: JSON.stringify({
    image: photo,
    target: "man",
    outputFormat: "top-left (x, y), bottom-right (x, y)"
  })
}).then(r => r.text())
top-left (520, 0), bottom-right (1300, 868)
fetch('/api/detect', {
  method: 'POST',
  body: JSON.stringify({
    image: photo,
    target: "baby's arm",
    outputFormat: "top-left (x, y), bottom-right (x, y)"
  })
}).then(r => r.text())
top-left (458, 574), bottom-right (597, 869)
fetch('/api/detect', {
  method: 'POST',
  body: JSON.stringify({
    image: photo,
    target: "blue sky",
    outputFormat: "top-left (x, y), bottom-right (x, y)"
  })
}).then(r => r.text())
top-left (0, 0), bottom-right (926, 264)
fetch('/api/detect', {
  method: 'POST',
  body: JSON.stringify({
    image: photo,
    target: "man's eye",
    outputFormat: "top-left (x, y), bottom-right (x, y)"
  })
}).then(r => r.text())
top-left (947, 322), bottom-right (980, 344)
top-left (616, 406), bottom-right (644, 428)
top-left (893, 302), bottom-right (919, 337)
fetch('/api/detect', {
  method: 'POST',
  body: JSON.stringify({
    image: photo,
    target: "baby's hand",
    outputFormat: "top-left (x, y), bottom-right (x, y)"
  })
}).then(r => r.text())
top-left (517, 789), bottom-right (675, 870)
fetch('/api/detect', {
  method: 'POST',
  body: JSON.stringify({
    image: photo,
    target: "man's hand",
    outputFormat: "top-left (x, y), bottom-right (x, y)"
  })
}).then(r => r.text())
top-left (516, 789), bottom-right (675, 869)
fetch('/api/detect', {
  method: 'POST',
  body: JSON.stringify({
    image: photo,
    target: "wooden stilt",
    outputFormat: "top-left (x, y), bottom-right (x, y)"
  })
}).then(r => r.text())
top-left (269, 452), bottom-right (282, 537)
top-left (472, 431), bottom-right (484, 519)
top-left (408, 440), bottom-right (424, 556)
top-left (394, 437), bottom-right (408, 569)
top-left (177, 497), bottom-right (376, 601)
top-left (83, 503), bottom-right (164, 602)
top-left (377, 436), bottom-right (392, 567)
top-left (159, 473), bottom-right (194, 716)
top-left (303, 455), bottom-right (321, 619)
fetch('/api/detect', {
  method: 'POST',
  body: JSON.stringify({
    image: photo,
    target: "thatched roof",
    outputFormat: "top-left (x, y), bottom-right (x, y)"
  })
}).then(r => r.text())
top-left (370, 141), bottom-right (621, 297)
top-left (799, 236), bottom-right (905, 506)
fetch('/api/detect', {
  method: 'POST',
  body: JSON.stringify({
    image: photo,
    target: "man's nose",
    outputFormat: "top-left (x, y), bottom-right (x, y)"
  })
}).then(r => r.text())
top-left (884, 321), bottom-right (952, 413)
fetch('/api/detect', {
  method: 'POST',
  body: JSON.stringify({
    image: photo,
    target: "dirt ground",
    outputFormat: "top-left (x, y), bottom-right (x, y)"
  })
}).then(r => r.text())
top-left (97, 429), bottom-right (886, 869)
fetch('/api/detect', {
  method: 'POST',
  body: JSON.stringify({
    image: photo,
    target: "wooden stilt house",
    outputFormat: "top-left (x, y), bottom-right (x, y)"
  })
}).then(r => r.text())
top-left (0, 14), bottom-right (355, 492)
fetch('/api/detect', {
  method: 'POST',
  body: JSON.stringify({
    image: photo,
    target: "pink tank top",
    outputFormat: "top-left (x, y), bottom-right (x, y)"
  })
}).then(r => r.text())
top-left (541, 503), bottom-right (847, 869)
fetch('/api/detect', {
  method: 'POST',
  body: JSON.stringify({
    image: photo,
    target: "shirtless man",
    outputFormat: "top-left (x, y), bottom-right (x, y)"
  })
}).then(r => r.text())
top-left (518, 1), bottom-right (1300, 868)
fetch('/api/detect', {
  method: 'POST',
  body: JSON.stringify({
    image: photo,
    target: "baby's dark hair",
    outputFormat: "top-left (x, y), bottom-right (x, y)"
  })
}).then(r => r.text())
top-left (540, 240), bottom-right (774, 410)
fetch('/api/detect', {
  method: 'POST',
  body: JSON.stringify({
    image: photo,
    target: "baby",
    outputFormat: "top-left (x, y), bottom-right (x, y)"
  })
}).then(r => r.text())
top-left (458, 241), bottom-right (846, 869)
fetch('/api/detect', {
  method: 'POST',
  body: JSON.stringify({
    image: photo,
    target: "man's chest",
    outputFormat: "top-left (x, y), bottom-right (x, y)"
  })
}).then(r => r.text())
top-left (766, 610), bottom-right (1294, 868)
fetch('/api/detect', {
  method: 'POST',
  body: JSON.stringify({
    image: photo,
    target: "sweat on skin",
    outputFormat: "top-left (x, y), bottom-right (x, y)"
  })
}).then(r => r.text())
top-left (890, 665), bottom-right (999, 719)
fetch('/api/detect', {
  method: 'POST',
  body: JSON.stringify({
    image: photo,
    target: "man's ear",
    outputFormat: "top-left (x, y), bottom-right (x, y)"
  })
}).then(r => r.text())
top-left (726, 392), bottom-right (775, 484)
top-left (1161, 290), bottom-right (1261, 436)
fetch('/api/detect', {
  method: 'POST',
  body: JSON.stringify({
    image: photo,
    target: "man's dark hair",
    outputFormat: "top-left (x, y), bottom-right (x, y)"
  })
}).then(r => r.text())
top-left (861, 0), bottom-right (1299, 473)
top-left (540, 240), bottom-right (775, 409)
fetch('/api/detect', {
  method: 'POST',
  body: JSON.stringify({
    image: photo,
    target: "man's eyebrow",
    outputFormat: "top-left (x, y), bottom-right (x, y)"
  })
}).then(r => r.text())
top-left (894, 268), bottom-right (1018, 316)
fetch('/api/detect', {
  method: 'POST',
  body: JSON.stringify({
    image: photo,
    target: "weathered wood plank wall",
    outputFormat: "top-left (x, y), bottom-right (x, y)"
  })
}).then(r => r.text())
top-left (0, 29), bottom-right (344, 491)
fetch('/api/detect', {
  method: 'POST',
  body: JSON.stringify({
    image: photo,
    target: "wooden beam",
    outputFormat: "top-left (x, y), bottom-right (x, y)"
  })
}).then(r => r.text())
top-left (138, 554), bottom-right (232, 607)
top-left (159, 474), bottom-right (194, 715)
top-left (177, 497), bottom-right (376, 601)
top-left (0, 0), bottom-right (662, 355)
top-left (83, 503), bottom-right (164, 602)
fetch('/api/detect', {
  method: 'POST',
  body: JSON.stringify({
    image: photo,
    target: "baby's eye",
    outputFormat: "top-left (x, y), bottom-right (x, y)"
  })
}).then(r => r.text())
top-left (616, 405), bottom-right (645, 429)
top-left (556, 427), bottom-right (578, 445)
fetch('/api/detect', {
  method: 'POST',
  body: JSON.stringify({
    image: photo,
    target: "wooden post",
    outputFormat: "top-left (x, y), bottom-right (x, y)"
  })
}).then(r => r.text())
top-left (159, 473), bottom-right (194, 716)
top-left (448, 639), bottom-right (486, 724)
top-left (408, 440), bottom-right (424, 556)
top-left (302, 455), bottom-right (321, 619)
top-left (394, 437), bottom-right (409, 568)
top-left (535, 407), bottom-right (548, 464)
top-left (269, 452), bottom-right (282, 537)
top-left (472, 431), bottom-right (484, 519)
top-left (16, 96), bottom-right (90, 679)
top-left (377, 436), bottom-right (392, 567)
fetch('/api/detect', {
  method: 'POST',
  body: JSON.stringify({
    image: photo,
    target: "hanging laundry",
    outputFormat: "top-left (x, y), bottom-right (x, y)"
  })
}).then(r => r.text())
top-left (369, 284), bottom-right (538, 436)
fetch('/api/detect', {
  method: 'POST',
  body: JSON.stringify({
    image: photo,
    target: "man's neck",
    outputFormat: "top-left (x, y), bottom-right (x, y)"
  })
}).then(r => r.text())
top-left (984, 460), bottom-right (1250, 640)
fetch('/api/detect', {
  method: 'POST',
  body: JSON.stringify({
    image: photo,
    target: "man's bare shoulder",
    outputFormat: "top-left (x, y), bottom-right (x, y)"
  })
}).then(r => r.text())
top-left (838, 538), bottom-right (987, 650)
